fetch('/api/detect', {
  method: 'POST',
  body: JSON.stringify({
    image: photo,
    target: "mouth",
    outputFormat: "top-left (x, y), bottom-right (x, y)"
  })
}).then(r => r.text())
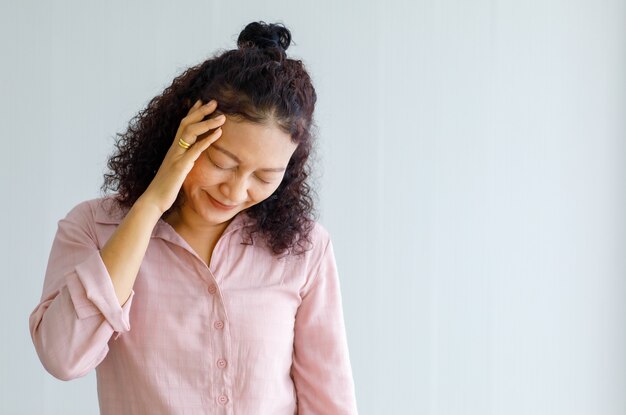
top-left (207, 192), bottom-right (238, 210)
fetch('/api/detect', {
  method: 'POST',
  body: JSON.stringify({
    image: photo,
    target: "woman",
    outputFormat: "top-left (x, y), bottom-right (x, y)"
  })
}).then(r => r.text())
top-left (29, 21), bottom-right (358, 414)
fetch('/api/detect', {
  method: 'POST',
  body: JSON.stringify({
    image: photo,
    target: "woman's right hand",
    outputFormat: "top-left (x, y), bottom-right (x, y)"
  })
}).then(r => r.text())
top-left (139, 99), bottom-right (226, 214)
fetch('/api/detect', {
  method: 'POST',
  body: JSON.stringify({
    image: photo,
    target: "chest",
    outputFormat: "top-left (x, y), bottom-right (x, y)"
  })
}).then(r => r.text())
top-left (109, 240), bottom-right (303, 386)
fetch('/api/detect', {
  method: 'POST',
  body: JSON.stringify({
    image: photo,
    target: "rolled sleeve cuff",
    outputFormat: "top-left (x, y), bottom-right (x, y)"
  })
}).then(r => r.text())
top-left (65, 250), bottom-right (134, 336)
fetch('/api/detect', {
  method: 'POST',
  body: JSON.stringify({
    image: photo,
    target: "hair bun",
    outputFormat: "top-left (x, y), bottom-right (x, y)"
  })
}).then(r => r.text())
top-left (237, 21), bottom-right (292, 54)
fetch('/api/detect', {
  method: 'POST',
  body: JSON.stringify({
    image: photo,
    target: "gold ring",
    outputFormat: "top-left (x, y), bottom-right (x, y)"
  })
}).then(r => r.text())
top-left (178, 138), bottom-right (191, 149)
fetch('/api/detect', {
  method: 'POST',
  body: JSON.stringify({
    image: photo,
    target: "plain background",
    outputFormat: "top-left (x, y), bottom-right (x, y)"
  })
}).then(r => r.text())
top-left (2, 0), bottom-right (625, 414)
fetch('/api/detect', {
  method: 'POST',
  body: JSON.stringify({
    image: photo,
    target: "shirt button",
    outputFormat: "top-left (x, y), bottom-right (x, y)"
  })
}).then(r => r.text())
top-left (217, 358), bottom-right (227, 369)
top-left (214, 320), bottom-right (224, 330)
top-left (208, 284), bottom-right (217, 294)
top-left (217, 394), bottom-right (229, 405)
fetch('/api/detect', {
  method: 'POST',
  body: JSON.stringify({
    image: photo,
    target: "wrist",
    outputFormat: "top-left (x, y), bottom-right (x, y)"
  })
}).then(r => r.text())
top-left (133, 195), bottom-right (167, 220)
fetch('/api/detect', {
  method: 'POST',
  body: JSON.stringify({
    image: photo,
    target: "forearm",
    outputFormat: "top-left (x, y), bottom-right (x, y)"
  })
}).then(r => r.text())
top-left (100, 197), bottom-right (163, 306)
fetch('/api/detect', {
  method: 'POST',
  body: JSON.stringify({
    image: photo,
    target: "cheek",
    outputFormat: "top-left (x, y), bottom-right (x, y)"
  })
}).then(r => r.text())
top-left (252, 184), bottom-right (281, 203)
top-left (186, 162), bottom-right (224, 185)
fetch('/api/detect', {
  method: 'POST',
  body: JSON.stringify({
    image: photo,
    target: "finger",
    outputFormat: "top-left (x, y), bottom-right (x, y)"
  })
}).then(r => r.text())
top-left (185, 127), bottom-right (223, 160)
top-left (186, 99), bottom-right (202, 116)
top-left (183, 100), bottom-right (218, 126)
top-left (177, 113), bottom-right (225, 149)
top-left (172, 134), bottom-right (195, 154)
top-left (173, 102), bottom-right (218, 150)
top-left (184, 115), bottom-right (226, 138)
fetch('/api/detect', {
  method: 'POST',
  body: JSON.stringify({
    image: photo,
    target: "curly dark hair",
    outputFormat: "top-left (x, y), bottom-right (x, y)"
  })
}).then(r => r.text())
top-left (101, 21), bottom-right (320, 257)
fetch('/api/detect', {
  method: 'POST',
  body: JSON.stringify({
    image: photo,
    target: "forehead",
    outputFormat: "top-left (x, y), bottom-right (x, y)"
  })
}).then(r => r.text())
top-left (213, 116), bottom-right (297, 164)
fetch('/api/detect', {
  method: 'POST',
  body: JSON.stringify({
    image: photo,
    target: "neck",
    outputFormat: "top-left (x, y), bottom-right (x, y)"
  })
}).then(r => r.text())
top-left (163, 207), bottom-right (235, 266)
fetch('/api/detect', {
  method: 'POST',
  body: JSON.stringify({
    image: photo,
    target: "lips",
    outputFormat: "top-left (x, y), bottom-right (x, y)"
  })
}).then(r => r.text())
top-left (207, 193), bottom-right (237, 210)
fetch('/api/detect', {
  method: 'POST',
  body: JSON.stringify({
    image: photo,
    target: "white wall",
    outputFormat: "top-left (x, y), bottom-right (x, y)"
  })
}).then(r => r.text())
top-left (2, 0), bottom-right (624, 414)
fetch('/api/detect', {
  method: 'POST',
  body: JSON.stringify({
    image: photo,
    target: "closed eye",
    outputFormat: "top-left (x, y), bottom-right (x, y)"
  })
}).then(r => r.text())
top-left (207, 152), bottom-right (272, 184)
top-left (207, 153), bottom-right (233, 170)
top-left (255, 176), bottom-right (272, 184)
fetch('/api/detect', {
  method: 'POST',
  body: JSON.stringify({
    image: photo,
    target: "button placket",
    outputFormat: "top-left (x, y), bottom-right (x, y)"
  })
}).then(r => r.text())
top-left (206, 276), bottom-right (231, 410)
top-left (205, 230), bottom-right (238, 411)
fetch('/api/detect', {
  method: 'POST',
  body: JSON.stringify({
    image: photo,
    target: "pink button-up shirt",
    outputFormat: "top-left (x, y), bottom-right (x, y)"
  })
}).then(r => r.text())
top-left (29, 196), bottom-right (358, 414)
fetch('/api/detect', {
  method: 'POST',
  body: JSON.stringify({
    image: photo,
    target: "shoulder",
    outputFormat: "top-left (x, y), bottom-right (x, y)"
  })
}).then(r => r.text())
top-left (287, 219), bottom-right (339, 296)
top-left (62, 194), bottom-right (127, 225)
top-left (248, 218), bottom-right (332, 263)
top-left (307, 219), bottom-right (331, 248)
top-left (282, 218), bottom-right (333, 266)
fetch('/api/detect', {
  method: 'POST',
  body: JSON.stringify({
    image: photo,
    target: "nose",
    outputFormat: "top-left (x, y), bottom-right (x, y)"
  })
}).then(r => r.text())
top-left (220, 173), bottom-right (249, 205)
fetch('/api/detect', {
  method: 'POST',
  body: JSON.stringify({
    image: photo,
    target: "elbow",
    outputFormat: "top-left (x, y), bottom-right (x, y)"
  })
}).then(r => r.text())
top-left (43, 362), bottom-right (82, 382)
top-left (33, 339), bottom-right (99, 381)
top-left (30, 332), bottom-right (82, 381)
top-left (29, 316), bottom-right (101, 382)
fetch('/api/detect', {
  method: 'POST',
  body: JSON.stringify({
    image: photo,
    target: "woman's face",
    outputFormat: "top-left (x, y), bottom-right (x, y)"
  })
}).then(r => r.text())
top-left (179, 115), bottom-right (298, 227)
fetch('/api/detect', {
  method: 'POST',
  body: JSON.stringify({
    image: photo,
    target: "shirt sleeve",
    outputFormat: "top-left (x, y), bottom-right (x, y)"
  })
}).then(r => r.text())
top-left (290, 237), bottom-right (359, 414)
top-left (28, 200), bottom-right (135, 381)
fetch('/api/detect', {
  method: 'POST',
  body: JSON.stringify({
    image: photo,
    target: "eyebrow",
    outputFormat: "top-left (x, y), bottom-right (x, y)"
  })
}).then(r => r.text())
top-left (211, 144), bottom-right (286, 172)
